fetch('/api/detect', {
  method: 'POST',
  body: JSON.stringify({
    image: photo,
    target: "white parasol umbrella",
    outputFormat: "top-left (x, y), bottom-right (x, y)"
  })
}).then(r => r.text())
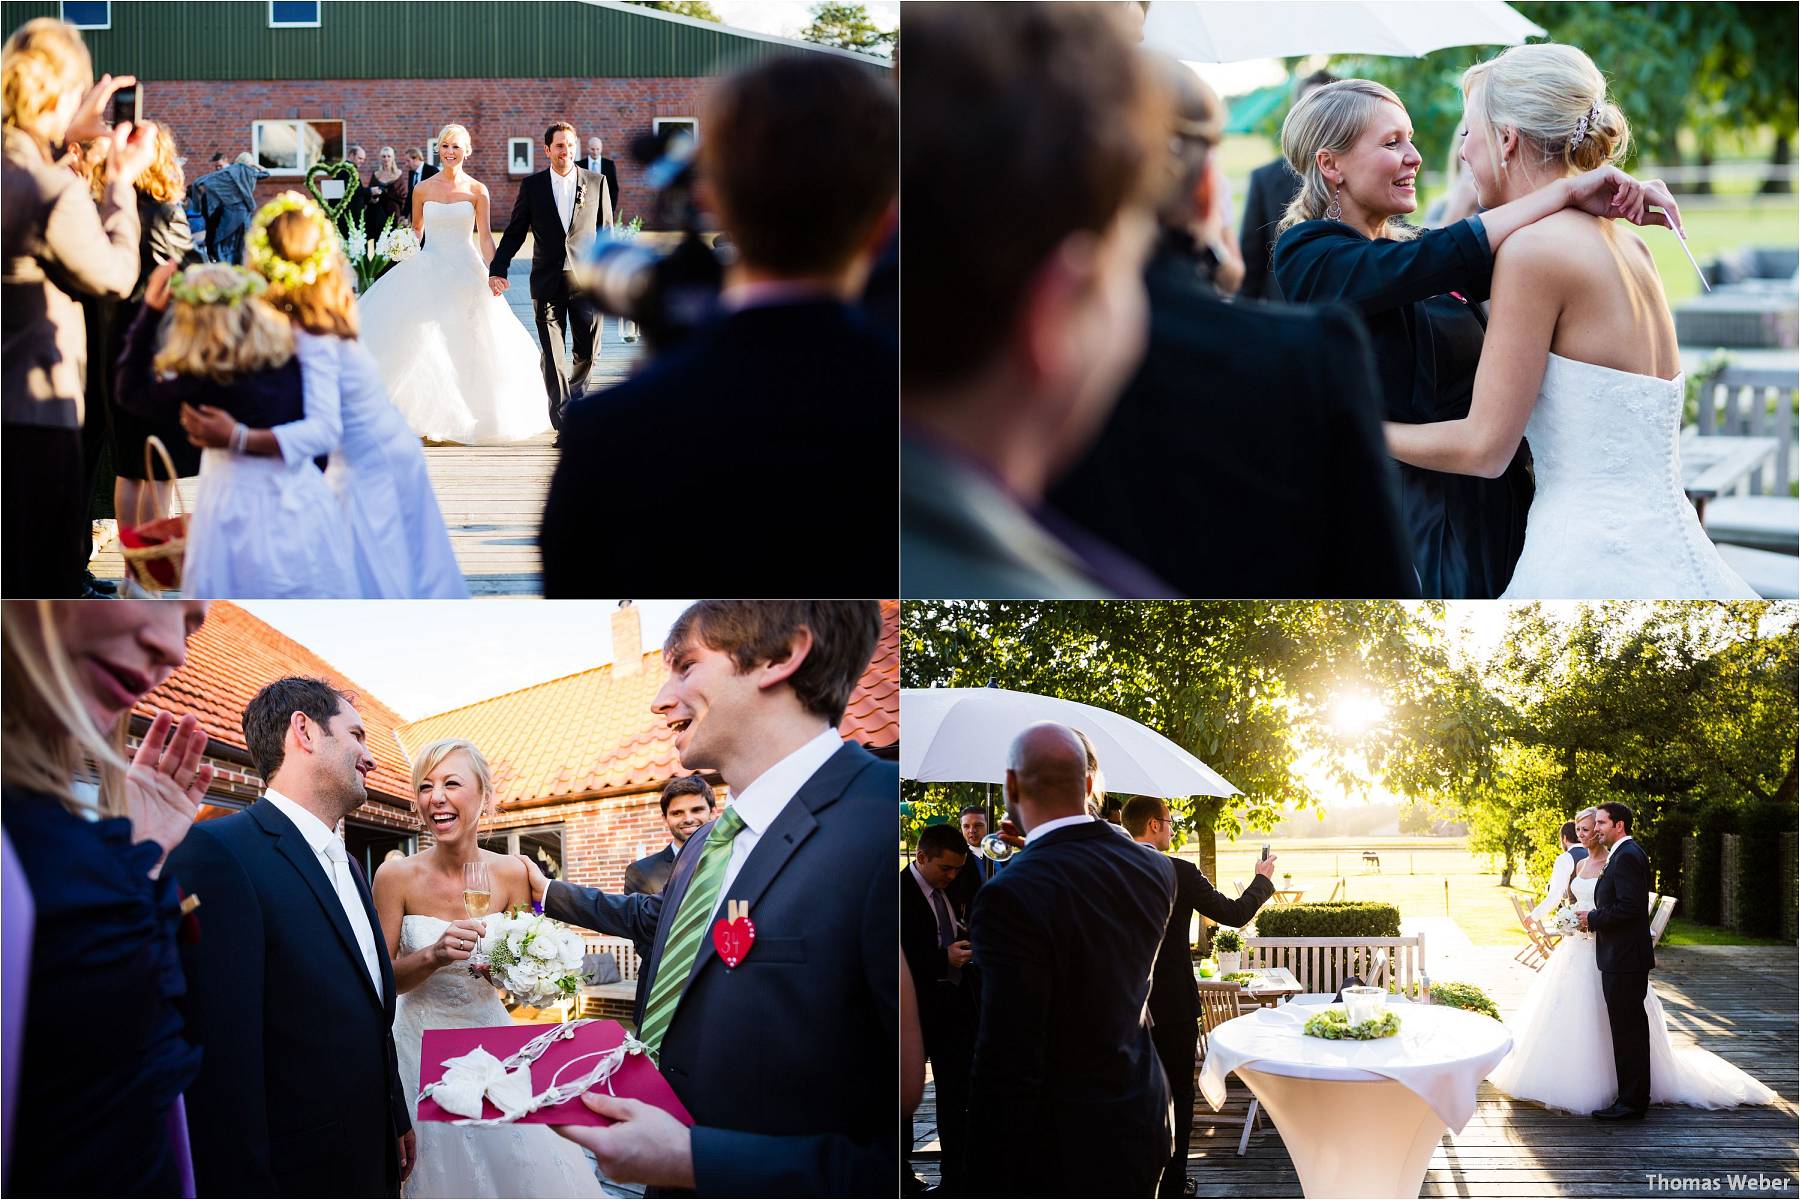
top-left (901, 687), bottom-right (1239, 800)
top-left (1143, 1), bottom-right (1545, 64)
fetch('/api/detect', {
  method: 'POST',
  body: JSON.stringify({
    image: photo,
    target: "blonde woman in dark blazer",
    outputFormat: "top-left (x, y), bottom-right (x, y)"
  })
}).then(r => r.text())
top-left (1, 17), bottom-right (158, 596)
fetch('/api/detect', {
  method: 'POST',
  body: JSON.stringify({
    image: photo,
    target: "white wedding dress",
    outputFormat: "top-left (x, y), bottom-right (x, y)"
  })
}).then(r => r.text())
top-left (1500, 353), bottom-right (1757, 598)
top-left (357, 200), bottom-right (551, 445)
top-left (393, 916), bottom-right (603, 1199)
top-left (1486, 874), bottom-right (1776, 1113)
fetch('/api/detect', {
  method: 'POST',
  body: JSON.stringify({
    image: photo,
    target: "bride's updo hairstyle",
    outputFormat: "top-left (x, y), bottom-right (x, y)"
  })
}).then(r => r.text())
top-left (436, 123), bottom-right (471, 157)
top-left (258, 200), bottom-right (358, 338)
top-left (1462, 43), bottom-right (1629, 177)
top-left (410, 738), bottom-right (496, 827)
top-left (1276, 78), bottom-right (1417, 241)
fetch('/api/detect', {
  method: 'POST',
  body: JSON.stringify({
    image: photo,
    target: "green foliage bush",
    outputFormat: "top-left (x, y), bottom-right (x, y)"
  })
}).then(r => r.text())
top-left (1254, 902), bottom-right (1401, 938)
top-left (1686, 800), bottom-right (1737, 926)
top-left (1429, 981), bottom-right (1501, 1022)
top-left (1733, 801), bottom-right (1797, 938)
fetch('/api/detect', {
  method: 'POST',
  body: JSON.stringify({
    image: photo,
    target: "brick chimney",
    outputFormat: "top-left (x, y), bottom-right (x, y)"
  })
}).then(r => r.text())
top-left (612, 600), bottom-right (642, 676)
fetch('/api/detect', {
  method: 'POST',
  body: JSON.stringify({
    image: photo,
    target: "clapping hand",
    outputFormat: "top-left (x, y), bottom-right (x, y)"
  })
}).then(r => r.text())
top-left (554, 1094), bottom-right (695, 1189)
top-left (126, 709), bottom-right (214, 875)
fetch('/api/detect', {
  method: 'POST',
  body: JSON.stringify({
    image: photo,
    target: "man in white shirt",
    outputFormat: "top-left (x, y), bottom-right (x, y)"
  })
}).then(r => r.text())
top-left (516, 601), bottom-right (894, 1195)
top-left (1530, 808), bottom-right (1595, 924)
top-left (164, 677), bottom-right (413, 1195)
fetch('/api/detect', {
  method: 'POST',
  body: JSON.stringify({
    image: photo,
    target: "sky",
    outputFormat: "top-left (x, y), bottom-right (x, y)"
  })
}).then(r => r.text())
top-left (238, 600), bottom-right (697, 721)
top-left (710, 1), bottom-right (898, 40)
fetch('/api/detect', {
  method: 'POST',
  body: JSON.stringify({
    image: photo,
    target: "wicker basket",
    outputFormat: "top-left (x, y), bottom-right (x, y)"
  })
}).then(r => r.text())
top-left (117, 436), bottom-right (189, 593)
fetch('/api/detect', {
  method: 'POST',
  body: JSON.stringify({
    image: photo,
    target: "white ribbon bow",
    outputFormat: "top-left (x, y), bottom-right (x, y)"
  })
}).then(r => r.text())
top-left (428, 1046), bottom-right (535, 1121)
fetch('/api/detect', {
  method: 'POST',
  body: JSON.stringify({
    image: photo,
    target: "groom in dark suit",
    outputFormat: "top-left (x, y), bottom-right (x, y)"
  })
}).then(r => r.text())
top-left (1580, 801), bottom-right (1656, 1120)
top-left (165, 678), bottom-right (413, 1196)
top-left (968, 723), bottom-right (1177, 1197)
top-left (515, 601), bottom-right (895, 1196)
top-left (489, 121), bottom-right (610, 434)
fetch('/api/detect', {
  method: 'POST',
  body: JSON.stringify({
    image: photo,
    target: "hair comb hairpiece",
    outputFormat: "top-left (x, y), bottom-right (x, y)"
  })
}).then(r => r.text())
top-left (1569, 99), bottom-right (1603, 150)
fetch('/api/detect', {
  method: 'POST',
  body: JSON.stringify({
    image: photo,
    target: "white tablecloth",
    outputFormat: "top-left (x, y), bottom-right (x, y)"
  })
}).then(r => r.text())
top-left (1198, 1001), bottom-right (1511, 1132)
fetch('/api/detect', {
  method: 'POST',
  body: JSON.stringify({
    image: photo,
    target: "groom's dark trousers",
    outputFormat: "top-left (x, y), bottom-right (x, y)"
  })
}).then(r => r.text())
top-left (166, 801), bottom-right (410, 1197)
top-left (1585, 836), bottom-right (1655, 1112)
top-left (541, 741), bottom-right (897, 1196)
top-left (968, 821), bottom-right (1176, 1197)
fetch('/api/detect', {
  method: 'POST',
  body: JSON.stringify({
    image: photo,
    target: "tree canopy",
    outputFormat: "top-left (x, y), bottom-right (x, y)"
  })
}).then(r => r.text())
top-left (800, 2), bottom-right (895, 57)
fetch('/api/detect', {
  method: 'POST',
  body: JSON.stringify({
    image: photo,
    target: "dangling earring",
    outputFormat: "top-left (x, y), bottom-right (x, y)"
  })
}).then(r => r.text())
top-left (1325, 185), bottom-right (1342, 222)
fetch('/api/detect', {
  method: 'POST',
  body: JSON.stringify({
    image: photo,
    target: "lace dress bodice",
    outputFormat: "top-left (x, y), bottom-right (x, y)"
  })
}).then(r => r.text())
top-left (1501, 354), bottom-right (1755, 599)
top-left (396, 915), bottom-right (510, 1030)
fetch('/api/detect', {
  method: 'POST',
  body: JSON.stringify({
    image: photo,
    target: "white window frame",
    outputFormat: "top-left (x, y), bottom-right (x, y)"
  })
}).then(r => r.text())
top-left (251, 118), bottom-right (345, 178)
top-left (479, 824), bottom-right (566, 879)
top-left (268, 0), bottom-right (322, 28)
top-left (59, 1), bottom-right (110, 30)
top-left (507, 138), bottom-right (534, 175)
top-left (652, 117), bottom-right (699, 143)
top-left (424, 138), bottom-right (440, 168)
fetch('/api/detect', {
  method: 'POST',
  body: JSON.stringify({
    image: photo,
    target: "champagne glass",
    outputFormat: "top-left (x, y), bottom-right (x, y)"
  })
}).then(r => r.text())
top-left (980, 831), bottom-right (1019, 863)
top-left (462, 861), bottom-right (492, 968)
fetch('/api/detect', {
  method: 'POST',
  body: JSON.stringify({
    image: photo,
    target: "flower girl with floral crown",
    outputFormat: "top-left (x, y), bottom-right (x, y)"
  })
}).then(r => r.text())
top-left (113, 260), bottom-right (358, 597)
top-left (181, 192), bottom-right (468, 598)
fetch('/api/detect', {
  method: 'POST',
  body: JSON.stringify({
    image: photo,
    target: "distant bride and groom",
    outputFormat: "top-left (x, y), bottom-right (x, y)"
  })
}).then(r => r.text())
top-left (1489, 803), bottom-right (1775, 1117)
top-left (356, 119), bottom-right (610, 446)
top-left (166, 601), bottom-right (895, 1198)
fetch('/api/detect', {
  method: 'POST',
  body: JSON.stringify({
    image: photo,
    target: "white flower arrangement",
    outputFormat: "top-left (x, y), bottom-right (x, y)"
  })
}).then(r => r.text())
top-left (475, 906), bottom-right (586, 1008)
top-left (1546, 903), bottom-right (1584, 937)
top-left (378, 224), bottom-right (421, 263)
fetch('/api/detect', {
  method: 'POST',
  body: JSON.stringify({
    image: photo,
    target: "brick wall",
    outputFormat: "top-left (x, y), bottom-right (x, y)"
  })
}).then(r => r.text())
top-left (147, 75), bottom-right (713, 229)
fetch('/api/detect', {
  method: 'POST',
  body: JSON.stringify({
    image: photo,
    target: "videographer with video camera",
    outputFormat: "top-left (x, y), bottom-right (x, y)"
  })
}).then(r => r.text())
top-left (540, 52), bottom-right (897, 598)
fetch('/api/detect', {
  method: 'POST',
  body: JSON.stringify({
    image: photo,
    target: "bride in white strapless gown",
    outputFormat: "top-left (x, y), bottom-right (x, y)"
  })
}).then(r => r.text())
top-left (1498, 355), bottom-right (1756, 598)
top-left (356, 198), bottom-right (551, 445)
top-left (1487, 873), bottom-right (1776, 1113)
top-left (394, 915), bottom-right (604, 1199)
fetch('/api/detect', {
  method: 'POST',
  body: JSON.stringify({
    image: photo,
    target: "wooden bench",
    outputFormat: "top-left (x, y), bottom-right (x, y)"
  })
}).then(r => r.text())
top-left (1242, 934), bottom-right (1427, 1000)
top-left (1687, 365), bottom-right (1799, 590)
top-left (578, 935), bottom-right (642, 1025)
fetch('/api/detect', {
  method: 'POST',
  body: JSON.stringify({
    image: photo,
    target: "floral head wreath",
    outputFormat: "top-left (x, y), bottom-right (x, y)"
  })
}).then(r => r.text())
top-left (167, 263), bottom-right (268, 307)
top-left (246, 191), bottom-right (340, 288)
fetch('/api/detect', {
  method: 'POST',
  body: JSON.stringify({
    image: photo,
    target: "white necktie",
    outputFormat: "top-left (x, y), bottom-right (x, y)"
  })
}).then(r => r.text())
top-left (322, 839), bottom-right (384, 997)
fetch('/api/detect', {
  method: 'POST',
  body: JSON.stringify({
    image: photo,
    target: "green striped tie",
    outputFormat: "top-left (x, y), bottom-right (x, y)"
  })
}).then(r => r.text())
top-left (637, 806), bottom-right (747, 1056)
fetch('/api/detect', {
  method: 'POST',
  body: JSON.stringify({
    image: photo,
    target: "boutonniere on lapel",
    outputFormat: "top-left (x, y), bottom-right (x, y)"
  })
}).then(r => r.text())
top-left (572, 175), bottom-right (587, 209)
top-left (711, 899), bottom-right (755, 969)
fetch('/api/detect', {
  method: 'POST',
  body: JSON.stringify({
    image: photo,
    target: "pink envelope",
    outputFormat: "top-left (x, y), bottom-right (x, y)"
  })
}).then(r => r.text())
top-left (417, 1020), bottom-right (694, 1127)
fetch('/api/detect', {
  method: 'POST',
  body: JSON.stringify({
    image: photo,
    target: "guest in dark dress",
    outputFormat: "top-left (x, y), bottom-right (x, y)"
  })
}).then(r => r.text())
top-left (1238, 69), bottom-right (1336, 302)
top-left (91, 125), bottom-right (205, 534)
top-left (361, 146), bottom-right (409, 236)
top-left (1271, 79), bottom-right (1668, 598)
top-left (0, 599), bottom-right (215, 1198)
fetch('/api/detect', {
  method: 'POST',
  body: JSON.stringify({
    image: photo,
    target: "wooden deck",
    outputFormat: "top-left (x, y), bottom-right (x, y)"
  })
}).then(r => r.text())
top-left (89, 260), bottom-right (643, 598)
top-left (907, 945), bottom-right (1799, 1198)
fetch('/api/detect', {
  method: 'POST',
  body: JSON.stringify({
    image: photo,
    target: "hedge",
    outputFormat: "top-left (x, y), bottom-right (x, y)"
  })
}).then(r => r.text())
top-left (1687, 801), bottom-right (1735, 926)
top-left (1734, 801), bottom-right (1797, 938)
top-left (1254, 902), bottom-right (1401, 938)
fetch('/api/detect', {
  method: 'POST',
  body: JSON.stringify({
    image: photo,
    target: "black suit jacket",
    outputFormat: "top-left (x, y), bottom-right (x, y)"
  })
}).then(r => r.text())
top-left (947, 847), bottom-right (992, 915)
top-left (1048, 232), bottom-right (1417, 598)
top-left (544, 742), bottom-right (897, 1196)
top-left (1150, 858), bottom-right (1273, 1032)
top-left (899, 866), bottom-right (964, 992)
top-left (624, 843), bottom-right (677, 895)
top-left (541, 299), bottom-right (898, 598)
top-left (1239, 158), bottom-right (1302, 301)
top-left (968, 820), bottom-right (1176, 1196)
top-left (408, 162), bottom-right (438, 191)
top-left (1586, 838), bottom-right (1655, 974)
top-left (164, 801), bottom-right (408, 1198)
top-left (583, 156), bottom-right (620, 220)
top-left (488, 165), bottom-right (610, 300)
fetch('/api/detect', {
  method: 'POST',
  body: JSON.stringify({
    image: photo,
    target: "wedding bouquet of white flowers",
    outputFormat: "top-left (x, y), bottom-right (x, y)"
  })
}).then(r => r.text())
top-left (473, 906), bottom-right (586, 1008)
top-left (1546, 903), bottom-right (1584, 937)
top-left (376, 223), bottom-right (420, 263)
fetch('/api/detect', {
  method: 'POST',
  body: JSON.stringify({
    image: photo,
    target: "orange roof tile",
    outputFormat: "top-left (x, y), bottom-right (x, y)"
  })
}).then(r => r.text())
top-left (135, 602), bottom-right (413, 804)
top-left (395, 600), bottom-right (900, 810)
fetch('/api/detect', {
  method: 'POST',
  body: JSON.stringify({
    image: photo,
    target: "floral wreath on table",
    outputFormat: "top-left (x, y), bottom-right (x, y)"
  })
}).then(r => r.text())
top-left (245, 191), bottom-right (342, 288)
top-left (167, 262), bottom-right (268, 306)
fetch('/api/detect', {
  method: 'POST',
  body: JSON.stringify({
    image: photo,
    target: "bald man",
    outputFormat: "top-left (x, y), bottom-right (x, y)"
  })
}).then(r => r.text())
top-left (966, 723), bottom-right (1176, 1196)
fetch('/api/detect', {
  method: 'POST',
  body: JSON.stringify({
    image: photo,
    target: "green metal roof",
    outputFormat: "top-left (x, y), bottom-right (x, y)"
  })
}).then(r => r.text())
top-left (0, 1), bottom-right (889, 80)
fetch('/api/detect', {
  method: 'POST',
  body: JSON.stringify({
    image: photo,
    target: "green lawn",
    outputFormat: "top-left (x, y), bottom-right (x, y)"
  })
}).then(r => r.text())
top-left (1208, 836), bottom-right (1785, 947)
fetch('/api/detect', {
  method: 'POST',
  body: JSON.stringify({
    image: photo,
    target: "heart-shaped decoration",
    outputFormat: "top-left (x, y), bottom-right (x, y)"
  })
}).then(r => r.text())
top-left (305, 159), bottom-right (361, 221)
top-left (710, 915), bottom-right (756, 969)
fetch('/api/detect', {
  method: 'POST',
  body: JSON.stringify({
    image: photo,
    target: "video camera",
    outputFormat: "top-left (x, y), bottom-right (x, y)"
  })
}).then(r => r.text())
top-left (572, 126), bottom-right (727, 357)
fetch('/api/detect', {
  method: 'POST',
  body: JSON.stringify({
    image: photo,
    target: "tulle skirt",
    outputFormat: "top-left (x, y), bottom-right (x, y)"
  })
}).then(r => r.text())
top-left (1487, 932), bottom-right (1777, 1113)
top-left (356, 243), bottom-right (551, 445)
top-left (183, 450), bottom-right (358, 598)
